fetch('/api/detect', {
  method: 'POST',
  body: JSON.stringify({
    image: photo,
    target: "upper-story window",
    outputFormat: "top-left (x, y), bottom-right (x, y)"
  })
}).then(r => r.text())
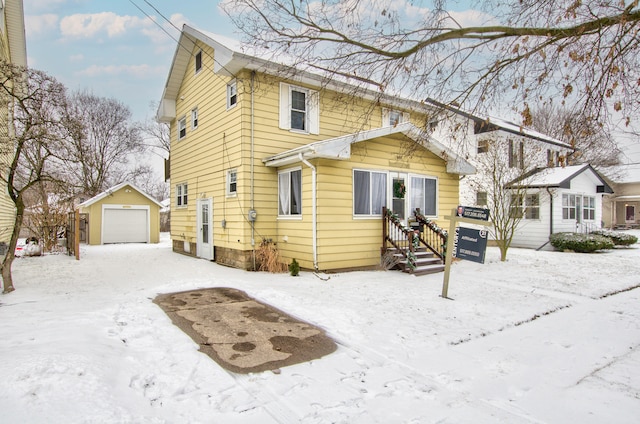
top-left (227, 80), bottom-right (237, 109)
top-left (382, 108), bottom-right (409, 127)
top-left (227, 169), bottom-right (237, 197)
top-left (477, 139), bottom-right (489, 154)
top-left (508, 139), bottom-right (524, 168)
top-left (178, 117), bottom-right (187, 140)
top-left (191, 108), bottom-right (198, 130)
top-left (279, 82), bottom-right (319, 134)
top-left (195, 50), bottom-right (202, 74)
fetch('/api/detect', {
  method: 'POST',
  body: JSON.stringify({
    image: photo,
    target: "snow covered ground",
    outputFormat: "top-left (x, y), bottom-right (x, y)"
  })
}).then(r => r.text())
top-left (1, 233), bottom-right (639, 423)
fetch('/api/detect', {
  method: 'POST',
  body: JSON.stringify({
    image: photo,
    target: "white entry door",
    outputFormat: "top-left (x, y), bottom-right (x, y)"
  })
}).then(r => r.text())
top-left (196, 198), bottom-right (214, 260)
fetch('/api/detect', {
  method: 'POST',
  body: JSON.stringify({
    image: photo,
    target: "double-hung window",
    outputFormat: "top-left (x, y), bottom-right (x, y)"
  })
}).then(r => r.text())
top-left (409, 176), bottom-right (437, 216)
top-left (562, 194), bottom-right (576, 219)
top-left (508, 139), bottom-right (524, 168)
top-left (227, 169), bottom-right (237, 197)
top-left (176, 183), bottom-right (188, 207)
top-left (583, 196), bottom-right (596, 220)
top-left (191, 108), bottom-right (198, 130)
top-left (227, 80), bottom-right (237, 109)
top-left (353, 170), bottom-right (387, 216)
top-left (278, 169), bottom-right (302, 216)
top-left (178, 117), bottom-right (186, 140)
top-left (279, 83), bottom-right (319, 134)
top-left (511, 193), bottom-right (539, 219)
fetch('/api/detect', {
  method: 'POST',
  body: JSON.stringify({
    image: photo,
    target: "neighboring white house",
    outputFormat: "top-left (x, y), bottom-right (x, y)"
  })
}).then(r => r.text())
top-left (600, 164), bottom-right (640, 229)
top-left (425, 99), bottom-right (575, 209)
top-left (506, 164), bottom-right (613, 250)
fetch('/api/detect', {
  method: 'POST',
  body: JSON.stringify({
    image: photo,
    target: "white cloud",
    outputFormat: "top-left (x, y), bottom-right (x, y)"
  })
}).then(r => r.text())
top-left (69, 53), bottom-right (84, 62)
top-left (24, 13), bottom-right (59, 37)
top-left (76, 64), bottom-right (165, 79)
top-left (60, 12), bottom-right (150, 39)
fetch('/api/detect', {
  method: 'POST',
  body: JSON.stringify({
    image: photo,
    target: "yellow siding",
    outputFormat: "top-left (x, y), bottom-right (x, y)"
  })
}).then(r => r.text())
top-left (79, 186), bottom-right (160, 245)
top-left (169, 44), bottom-right (461, 270)
top-left (0, 8), bottom-right (13, 244)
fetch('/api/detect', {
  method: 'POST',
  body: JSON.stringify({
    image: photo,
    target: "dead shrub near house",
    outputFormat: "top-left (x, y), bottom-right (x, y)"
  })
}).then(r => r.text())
top-left (256, 239), bottom-right (287, 273)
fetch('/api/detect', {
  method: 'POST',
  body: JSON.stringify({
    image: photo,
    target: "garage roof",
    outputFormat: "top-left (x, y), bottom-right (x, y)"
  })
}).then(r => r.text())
top-left (78, 182), bottom-right (164, 208)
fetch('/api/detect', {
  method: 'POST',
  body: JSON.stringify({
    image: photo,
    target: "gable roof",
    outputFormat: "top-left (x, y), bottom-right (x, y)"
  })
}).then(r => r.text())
top-left (262, 122), bottom-right (476, 175)
top-left (507, 164), bottom-right (613, 193)
top-left (78, 182), bottom-right (164, 209)
top-left (425, 99), bottom-right (572, 150)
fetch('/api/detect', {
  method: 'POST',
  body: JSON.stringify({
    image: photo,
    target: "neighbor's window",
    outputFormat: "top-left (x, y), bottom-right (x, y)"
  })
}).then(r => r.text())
top-left (178, 117), bottom-right (187, 139)
top-left (279, 83), bottom-right (319, 134)
top-left (510, 193), bottom-right (539, 219)
top-left (191, 108), bottom-right (198, 130)
top-left (176, 183), bottom-right (188, 207)
top-left (353, 169), bottom-right (387, 216)
top-left (278, 168), bottom-right (302, 216)
top-left (227, 169), bottom-right (237, 196)
top-left (583, 196), bottom-right (596, 220)
top-left (382, 108), bottom-right (409, 127)
top-left (508, 139), bottom-right (524, 168)
top-left (410, 175), bottom-right (437, 216)
top-left (562, 194), bottom-right (576, 219)
top-left (476, 191), bottom-right (488, 206)
top-left (477, 139), bottom-right (489, 154)
top-left (195, 50), bottom-right (202, 74)
top-left (227, 80), bottom-right (237, 109)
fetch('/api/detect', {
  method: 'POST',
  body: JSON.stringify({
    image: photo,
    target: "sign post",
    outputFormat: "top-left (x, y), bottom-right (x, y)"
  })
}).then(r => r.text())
top-left (441, 206), bottom-right (491, 299)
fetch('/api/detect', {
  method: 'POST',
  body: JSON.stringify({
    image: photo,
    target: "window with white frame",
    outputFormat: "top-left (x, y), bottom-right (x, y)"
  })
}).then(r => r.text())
top-left (195, 50), bottom-right (202, 74)
top-left (583, 196), bottom-right (596, 220)
top-left (476, 191), bottom-right (488, 206)
top-left (278, 169), bottom-right (302, 216)
top-left (227, 80), bottom-right (237, 109)
top-left (227, 169), bottom-right (237, 196)
top-left (562, 193), bottom-right (576, 219)
top-left (191, 108), bottom-right (198, 130)
top-left (176, 183), bottom-right (188, 207)
top-left (178, 117), bottom-right (186, 139)
top-left (353, 170), bottom-right (387, 216)
top-left (510, 193), bottom-right (539, 219)
top-left (410, 175), bottom-right (438, 216)
top-left (382, 108), bottom-right (409, 127)
top-left (279, 83), bottom-right (319, 134)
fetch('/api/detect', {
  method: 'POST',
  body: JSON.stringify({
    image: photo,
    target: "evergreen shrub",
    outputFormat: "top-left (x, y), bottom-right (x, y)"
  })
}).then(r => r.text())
top-left (590, 229), bottom-right (638, 246)
top-left (549, 232), bottom-right (614, 253)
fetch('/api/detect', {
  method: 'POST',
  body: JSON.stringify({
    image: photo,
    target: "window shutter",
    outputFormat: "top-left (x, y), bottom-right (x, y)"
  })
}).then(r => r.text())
top-left (279, 82), bottom-right (290, 130)
top-left (308, 90), bottom-right (320, 135)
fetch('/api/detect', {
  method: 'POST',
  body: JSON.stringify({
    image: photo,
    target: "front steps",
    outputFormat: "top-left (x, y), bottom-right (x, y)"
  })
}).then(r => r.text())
top-left (386, 247), bottom-right (445, 276)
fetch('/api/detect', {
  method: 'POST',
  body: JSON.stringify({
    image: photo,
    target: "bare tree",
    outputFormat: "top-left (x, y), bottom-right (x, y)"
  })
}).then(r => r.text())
top-left (221, 0), bottom-right (640, 128)
top-left (0, 63), bottom-right (76, 293)
top-left (466, 137), bottom-right (542, 261)
top-left (62, 90), bottom-right (144, 197)
top-left (138, 101), bottom-right (170, 157)
top-left (530, 104), bottom-right (622, 167)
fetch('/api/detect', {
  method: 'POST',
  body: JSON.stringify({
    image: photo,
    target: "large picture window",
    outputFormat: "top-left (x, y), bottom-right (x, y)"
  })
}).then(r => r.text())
top-left (353, 170), bottom-right (387, 216)
top-left (278, 169), bottom-right (302, 216)
top-left (410, 176), bottom-right (437, 216)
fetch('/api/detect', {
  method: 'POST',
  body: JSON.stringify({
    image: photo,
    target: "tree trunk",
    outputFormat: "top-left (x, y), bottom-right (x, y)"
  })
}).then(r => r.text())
top-left (1, 199), bottom-right (25, 294)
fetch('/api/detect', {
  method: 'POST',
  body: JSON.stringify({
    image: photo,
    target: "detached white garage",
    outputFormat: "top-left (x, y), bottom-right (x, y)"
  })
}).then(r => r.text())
top-left (78, 182), bottom-right (163, 245)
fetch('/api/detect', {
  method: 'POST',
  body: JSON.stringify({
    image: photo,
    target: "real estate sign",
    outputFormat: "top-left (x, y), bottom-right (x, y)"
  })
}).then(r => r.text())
top-left (452, 226), bottom-right (488, 264)
top-left (456, 205), bottom-right (490, 221)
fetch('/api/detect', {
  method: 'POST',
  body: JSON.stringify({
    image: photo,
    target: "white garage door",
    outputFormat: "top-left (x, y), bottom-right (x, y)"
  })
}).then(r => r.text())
top-left (103, 208), bottom-right (148, 244)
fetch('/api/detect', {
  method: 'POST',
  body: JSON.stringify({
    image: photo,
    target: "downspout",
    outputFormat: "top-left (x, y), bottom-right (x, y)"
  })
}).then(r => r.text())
top-left (251, 71), bottom-right (256, 269)
top-left (299, 153), bottom-right (318, 271)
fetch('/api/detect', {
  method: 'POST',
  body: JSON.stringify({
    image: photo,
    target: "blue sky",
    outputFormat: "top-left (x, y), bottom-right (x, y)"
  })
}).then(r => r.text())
top-left (24, 0), bottom-right (238, 122)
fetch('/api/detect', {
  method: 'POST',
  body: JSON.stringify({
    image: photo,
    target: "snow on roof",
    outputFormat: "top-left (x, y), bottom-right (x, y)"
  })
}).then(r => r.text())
top-left (509, 164), bottom-right (613, 193)
top-left (78, 182), bottom-right (163, 209)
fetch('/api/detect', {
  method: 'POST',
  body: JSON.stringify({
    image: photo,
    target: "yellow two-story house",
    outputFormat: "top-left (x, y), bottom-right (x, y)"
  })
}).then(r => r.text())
top-left (158, 25), bottom-right (475, 272)
top-left (0, 0), bottom-right (27, 253)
